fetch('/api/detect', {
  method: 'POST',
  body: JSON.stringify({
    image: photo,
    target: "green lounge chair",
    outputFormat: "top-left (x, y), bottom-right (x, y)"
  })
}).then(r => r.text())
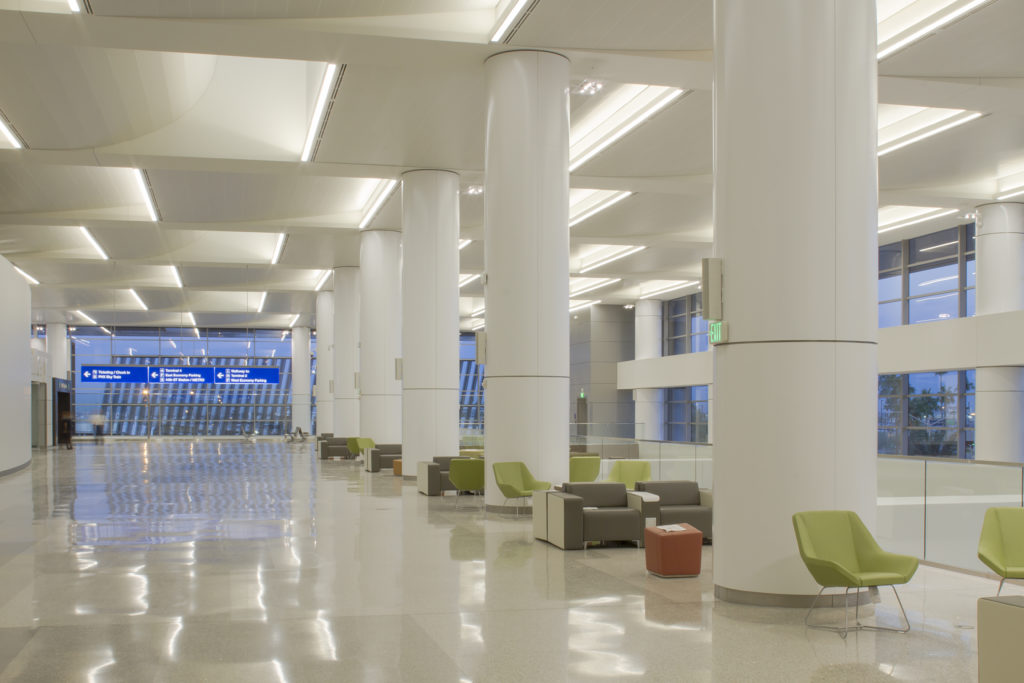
top-left (605, 460), bottom-right (650, 490)
top-left (978, 507), bottom-right (1024, 595)
top-left (449, 458), bottom-right (486, 510)
top-left (793, 510), bottom-right (918, 637)
top-left (492, 461), bottom-right (550, 515)
top-left (569, 455), bottom-right (601, 482)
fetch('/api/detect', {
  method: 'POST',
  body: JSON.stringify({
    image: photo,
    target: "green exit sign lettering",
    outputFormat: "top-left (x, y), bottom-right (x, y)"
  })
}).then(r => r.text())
top-left (708, 321), bottom-right (728, 345)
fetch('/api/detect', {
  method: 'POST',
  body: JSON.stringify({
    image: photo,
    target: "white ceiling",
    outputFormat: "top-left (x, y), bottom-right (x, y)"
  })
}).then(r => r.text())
top-left (0, 0), bottom-right (1018, 328)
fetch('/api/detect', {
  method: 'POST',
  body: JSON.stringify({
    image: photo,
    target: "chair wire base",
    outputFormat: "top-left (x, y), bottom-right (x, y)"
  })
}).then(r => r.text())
top-left (805, 585), bottom-right (911, 638)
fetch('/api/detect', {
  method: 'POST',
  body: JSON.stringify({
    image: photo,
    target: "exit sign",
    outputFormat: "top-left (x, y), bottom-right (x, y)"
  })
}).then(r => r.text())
top-left (708, 321), bottom-right (728, 345)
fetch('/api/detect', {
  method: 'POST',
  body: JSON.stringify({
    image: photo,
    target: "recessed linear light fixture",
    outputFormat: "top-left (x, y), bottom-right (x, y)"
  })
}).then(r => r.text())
top-left (257, 291), bottom-right (268, 313)
top-left (133, 168), bottom-right (159, 221)
top-left (996, 181), bottom-right (1024, 201)
top-left (459, 273), bottom-right (481, 288)
top-left (192, 327), bottom-right (200, 339)
top-left (314, 270), bottom-right (331, 291)
top-left (878, 208), bottom-right (958, 234)
top-left (0, 114), bottom-right (23, 149)
top-left (271, 234), bottom-right (287, 265)
top-left (128, 288), bottom-right (148, 311)
top-left (877, 112), bottom-right (983, 157)
top-left (73, 309), bottom-right (98, 325)
top-left (570, 278), bottom-right (621, 297)
top-left (79, 226), bottom-right (108, 260)
top-left (639, 281), bottom-right (698, 299)
top-left (289, 314), bottom-right (301, 328)
top-left (569, 299), bottom-right (600, 313)
top-left (470, 318), bottom-right (486, 332)
top-left (877, 0), bottom-right (993, 60)
top-left (359, 179), bottom-right (399, 229)
top-left (301, 63), bottom-right (338, 162)
top-left (458, 239), bottom-right (472, 250)
top-left (185, 312), bottom-right (196, 326)
top-left (490, 0), bottom-right (531, 42)
top-left (67, 0), bottom-right (80, 12)
top-left (569, 191), bottom-right (633, 228)
top-left (471, 305), bottom-right (486, 317)
top-left (13, 266), bottom-right (39, 285)
top-left (569, 86), bottom-right (687, 172)
top-left (171, 266), bottom-right (184, 288)
top-left (99, 326), bottom-right (112, 336)
top-left (578, 246), bottom-right (646, 274)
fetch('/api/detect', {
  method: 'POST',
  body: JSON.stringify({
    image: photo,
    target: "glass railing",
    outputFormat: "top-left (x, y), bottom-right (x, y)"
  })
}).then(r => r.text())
top-left (877, 455), bottom-right (1023, 573)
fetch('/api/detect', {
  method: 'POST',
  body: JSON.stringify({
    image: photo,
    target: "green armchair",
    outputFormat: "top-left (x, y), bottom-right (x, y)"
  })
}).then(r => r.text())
top-left (605, 460), bottom-right (651, 490)
top-left (978, 507), bottom-right (1024, 595)
top-left (347, 437), bottom-right (375, 461)
top-left (449, 458), bottom-right (486, 510)
top-left (793, 510), bottom-right (918, 637)
top-left (492, 461), bottom-right (550, 515)
top-left (569, 455), bottom-right (601, 482)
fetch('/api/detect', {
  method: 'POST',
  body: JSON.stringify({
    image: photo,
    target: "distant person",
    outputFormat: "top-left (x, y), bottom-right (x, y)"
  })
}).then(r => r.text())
top-left (59, 411), bottom-right (73, 450)
top-left (89, 412), bottom-right (106, 444)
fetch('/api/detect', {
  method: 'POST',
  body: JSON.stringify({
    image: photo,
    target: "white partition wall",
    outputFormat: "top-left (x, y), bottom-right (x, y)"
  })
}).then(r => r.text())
top-left (290, 326), bottom-right (311, 434)
top-left (332, 267), bottom-right (360, 436)
top-left (315, 291), bottom-right (334, 435)
top-left (360, 230), bottom-right (402, 444)
top-left (401, 170), bottom-right (460, 475)
top-left (634, 299), bottom-right (664, 440)
top-left (0, 258), bottom-right (30, 472)
top-left (712, 0), bottom-right (878, 603)
top-left (483, 50), bottom-right (571, 506)
top-left (974, 202), bottom-right (1024, 462)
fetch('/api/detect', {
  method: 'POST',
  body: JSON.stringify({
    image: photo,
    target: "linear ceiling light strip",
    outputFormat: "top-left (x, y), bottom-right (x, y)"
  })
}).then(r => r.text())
top-left (877, 208), bottom-right (958, 234)
top-left (74, 309), bottom-right (97, 325)
top-left (0, 109), bottom-right (24, 149)
top-left (302, 63), bottom-right (344, 163)
top-left (878, 0), bottom-right (993, 60)
top-left (568, 299), bottom-right (600, 313)
top-left (271, 234), bottom-right (287, 265)
top-left (13, 266), bottom-right (39, 285)
top-left (129, 288), bottom-right (148, 310)
top-left (359, 179), bottom-right (399, 229)
top-left (80, 226), bottom-right (108, 260)
top-left (314, 270), bottom-right (331, 291)
top-left (490, 0), bottom-right (537, 43)
top-left (257, 291), bottom-right (268, 313)
top-left (579, 246), bottom-right (646, 274)
top-left (639, 281), bottom-right (697, 299)
top-left (569, 192), bottom-right (633, 228)
top-left (570, 278), bottom-right (621, 297)
top-left (133, 169), bottom-right (160, 221)
top-left (877, 112), bottom-right (983, 157)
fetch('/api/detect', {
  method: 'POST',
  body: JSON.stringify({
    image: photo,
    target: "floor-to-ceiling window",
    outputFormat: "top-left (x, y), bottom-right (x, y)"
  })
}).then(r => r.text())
top-left (665, 385), bottom-right (709, 443)
top-left (664, 293), bottom-right (706, 356)
top-left (459, 333), bottom-right (485, 432)
top-left (72, 327), bottom-right (294, 437)
top-left (878, 370), bottom-right (975, 459)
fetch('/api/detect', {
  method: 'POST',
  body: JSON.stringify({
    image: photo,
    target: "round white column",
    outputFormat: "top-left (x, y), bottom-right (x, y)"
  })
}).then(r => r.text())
top-left (713, 0), bottom-right (878, 603)
top-left (290, 326), bottom-right (311, 434)
top-left (332, 267), bottom-right (360, 436)
top-left (483, 50), bottom-right (570, 508)
top-left (401, 170), bottom-right (460, 476)
top-left (634, 299), bottom-right (664, 441)
top-left (359, 230), bottom-right (402, 443)
top-left (974, 202), bottom-right (1024, 462)
top-left (315, 291), bottom-right (334, 435)
top-left (46, 323), bottom-right (69, 447)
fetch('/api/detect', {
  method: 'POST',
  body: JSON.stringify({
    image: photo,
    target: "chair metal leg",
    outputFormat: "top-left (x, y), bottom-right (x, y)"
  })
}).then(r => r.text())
top-left (805, 585), bottom-right (911, 637)
top-left (997, 577), bottom-right (1006, 596)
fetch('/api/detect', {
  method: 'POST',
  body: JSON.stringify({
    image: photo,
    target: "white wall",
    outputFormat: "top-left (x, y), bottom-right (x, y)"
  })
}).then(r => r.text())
top-left (0, 258), bottom-right (31, 473)
top-left (618, 310), bottom-right (1024, 391)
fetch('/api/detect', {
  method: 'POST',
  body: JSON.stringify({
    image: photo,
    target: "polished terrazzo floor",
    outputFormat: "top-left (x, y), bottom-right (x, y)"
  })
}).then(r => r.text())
top-left (0, 441), bottom-right (995, 681)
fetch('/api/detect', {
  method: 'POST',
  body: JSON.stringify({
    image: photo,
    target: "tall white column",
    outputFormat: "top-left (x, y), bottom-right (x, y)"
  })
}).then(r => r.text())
top-left (634, 299), bottom-right (664, 441)
top-left (483, 50), bottom-right (570, 507)
top-left (401, 170), bottom-right (460, 476)
top-left (713, 0), bottom-right (878, 603)
top-left (315, 291), bottom-right (334, 435)
top-left (975, 202), bottom-right (1024, 462)
top-left (360, 230), bottom-right (402, 443)
top-left (290, 326), bottom-right (311, 434)
top-left (46, 323), bottom-right (69, 447)
top-left (332, 267), bottom-right (360, 436)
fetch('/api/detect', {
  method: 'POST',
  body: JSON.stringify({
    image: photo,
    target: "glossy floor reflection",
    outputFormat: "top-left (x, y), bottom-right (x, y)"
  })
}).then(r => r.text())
top-left (0, 441), bottom-right (989, 681)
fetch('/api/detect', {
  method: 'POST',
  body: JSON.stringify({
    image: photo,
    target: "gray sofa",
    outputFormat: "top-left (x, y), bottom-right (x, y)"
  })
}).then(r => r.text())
top-left (534, 482), bottom-right (647, 550)
top-left (319, 436), bottom-right (355, 459)
top-left (417, 456), bottom-right (468, 496)
top-left (635, 480), bottom-right (713, 541)
top-left (366, 443), bottom-right (402, 472)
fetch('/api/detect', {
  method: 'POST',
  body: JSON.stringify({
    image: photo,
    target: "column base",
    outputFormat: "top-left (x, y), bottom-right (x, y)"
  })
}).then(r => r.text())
top-left (715, 584), bottom-right (876, 608)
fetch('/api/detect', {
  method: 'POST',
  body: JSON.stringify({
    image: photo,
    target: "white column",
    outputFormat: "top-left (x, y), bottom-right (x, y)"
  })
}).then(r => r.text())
top-left (483, 50), bottom-right (570, 507)
top-left (332, 267), bottom-right (360, 436)
top-left (713, 0), bottom-right (878, 603)
top-left (401, 170), bottom-right (460, 476)
top-left (290, 326), bottom-right (311, 434)
top-left (975, 202), bottom-right (1024, 462)
top-left (45, 323), bottom-right (69, 447)
top-left (359, 230), bottom-right (402, 443)
top-left (315, 291), bottom-right (334, 435)
top-left (634, 299), bottom-right (664, 441)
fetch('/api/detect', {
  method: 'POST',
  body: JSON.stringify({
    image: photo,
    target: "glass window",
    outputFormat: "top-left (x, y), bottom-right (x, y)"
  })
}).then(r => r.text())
top-left (909, 261), bottom-right (958, 296)
top-left (908, 292), bottom-right (958, 324)
top-left (879, 243), bottom-right (902, 271)
top-left (878, 273), bottom-right (901, 301)
top-left (878, 301), bottom-right (901, 328)
top-left (909, 227), bottom-right (959, 264)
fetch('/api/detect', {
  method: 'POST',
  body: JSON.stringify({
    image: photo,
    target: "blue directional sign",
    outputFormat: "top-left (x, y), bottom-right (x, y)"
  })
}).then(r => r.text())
top-left (80, 365), bottom-right (150, 383)
top-left (215, 367), bottom-right (280, 385)
top-left (149, 366), bottom-right (217, 384)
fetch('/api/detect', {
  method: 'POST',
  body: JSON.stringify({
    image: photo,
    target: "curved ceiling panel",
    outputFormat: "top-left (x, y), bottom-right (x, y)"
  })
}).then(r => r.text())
top-left (88, 0), bottom-right (491, 19)
top-left (0, 46), bottom-right (216, 150)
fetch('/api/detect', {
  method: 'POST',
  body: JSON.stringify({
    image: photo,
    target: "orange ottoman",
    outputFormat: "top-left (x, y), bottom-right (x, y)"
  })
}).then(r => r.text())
top-left (393, 459), bottom-right (402, 476)
top-left (645, 524), bottom-right (703, 577)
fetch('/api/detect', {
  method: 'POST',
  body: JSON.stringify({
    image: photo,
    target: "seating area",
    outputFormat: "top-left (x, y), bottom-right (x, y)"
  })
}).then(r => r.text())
top-left (448, 458), bottom-right (485, 509)
top-left (635, 480), bottom-right (712, 540)
top-left (534, 482), bottom-right (647, 550)
top-left (978, 507), bottom-right (1024, 596)
top-left (605, 460), bottom-right (651, 489)
top-left (492, 461), bottom-right (550, 512)
top-left (417, 456), bottom-right (467, 496)
top-left (366, 443), bottom-right (401, 472)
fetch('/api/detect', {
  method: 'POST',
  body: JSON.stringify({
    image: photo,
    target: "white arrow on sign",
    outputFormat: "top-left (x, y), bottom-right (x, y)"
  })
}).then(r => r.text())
top-left (151, 371), bottom-right (159, 378)
top-left (217, 372), bottom-right (224, 378)
top-left (84, 371), bottom-right (91, 378)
